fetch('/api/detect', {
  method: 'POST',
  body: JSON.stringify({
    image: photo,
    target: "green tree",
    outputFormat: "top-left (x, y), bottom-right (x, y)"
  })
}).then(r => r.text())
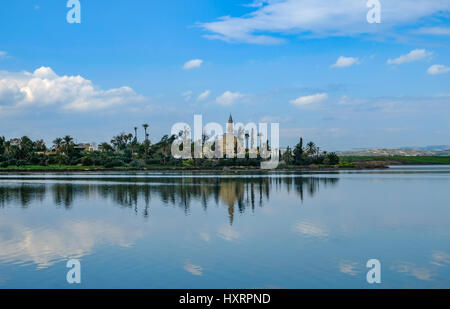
top-left (0, 136), bottom-right (5, 155)
top-left (53, 138), bottom-right (63, 154)
top-left (293, 138), bottom-right (304, 165)
top-left (307, 141), bottom-right (316, 155)
top-left (324, 152), bottom-right (340, 165)
top-left (18, 136), bottom-right (34, 160)
top-left (34, 139), bottom-right (47, 152)
top-left (63, 135), bottom-right (74, 155)
top-left (282, 146), bottom-right (294, 165)
top-left (157, 135), bottom-right (173, 165)
top-left (143, 124), bottom-right (149, 141)
top-left (100, 142), bottom-right (114, 152)
top-left (81, 156), bottom-right (94, 166)
top-left (111, 133), bottom-right (132, 151)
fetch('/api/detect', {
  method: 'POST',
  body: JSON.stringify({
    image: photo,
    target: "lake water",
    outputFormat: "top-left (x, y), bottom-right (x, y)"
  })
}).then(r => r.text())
top-left (0, 166), bottom-right (449, 289)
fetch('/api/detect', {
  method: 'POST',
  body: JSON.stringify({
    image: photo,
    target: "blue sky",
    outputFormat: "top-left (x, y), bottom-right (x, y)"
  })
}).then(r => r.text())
top-left (0, 0), bottom-right (449, 150)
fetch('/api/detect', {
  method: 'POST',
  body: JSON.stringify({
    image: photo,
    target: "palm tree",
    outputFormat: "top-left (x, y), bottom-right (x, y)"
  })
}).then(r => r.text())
top-left (34, 139), bottom-right (46, 152)
top-left (245, 133), bottom-right (250, 150)
top-left (143, 133), bottom-right (151, 157)
top-left (4, 140), bottom-right (11, 155)
top-left (63, 135), bottom-right (74, 155)
top-left (159, 135), bottom-right (171, 165)
top-left (53, 138), bottom-right (63, 154)
top-left (100, 142), bottom-right (113, 152)
top-left (143, 124), bottom-right (149, 141)
top-left (307, 141), bottom-right (316, 155)
top-left (134, 127), bottom-right (138, 140)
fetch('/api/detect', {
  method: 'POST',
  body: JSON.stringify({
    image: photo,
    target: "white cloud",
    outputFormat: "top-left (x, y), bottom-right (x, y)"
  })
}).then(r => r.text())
top-left (414, 27), bottom-right (450, 36)
top-left (200, 0), bottom-right (450, 44)
top-left (0, 51), bottom-right (7, 58)
top-left (331, 56), bottom-right (359, 68)
top-left (390, 262), bottom-right (433, 281)
top-left (0, 66), bottom-right (144, 112)
top-left (197, 90), bottom-right (211, 101)
top-left (245, 0), bottom-right (269, 8)
top-left (216, 91), bottom-right (244, 106)
top-left (183, 59), bottom-right (203, 70)
top-left (184, 262), bottom-right (203, 276)
top-left (431, 251), bottom-right (450, 267)
top-left (290, 93), bottom-right (327, 108)
top-left (33, 66), bottom-right (58, 79)
top-left (339, 260), bottom-right (361, 276)
top-left (338, 95), bottom-right (366, 106)
top-left (427, 64), bottom-right (450, 75)
top-left (387, 49), bottom-right (432, 65)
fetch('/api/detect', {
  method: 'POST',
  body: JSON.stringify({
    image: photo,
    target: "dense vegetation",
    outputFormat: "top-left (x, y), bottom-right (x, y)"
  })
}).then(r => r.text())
top-left (0, 126), bottom-right (339, 170)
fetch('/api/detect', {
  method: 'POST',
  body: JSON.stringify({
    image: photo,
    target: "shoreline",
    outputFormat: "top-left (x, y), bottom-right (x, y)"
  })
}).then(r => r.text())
top-left (0, 166), bottom-right (395, 174)
top-left (0, 166), bottom-right (386, 173)
top-left (1, 160), bottom-right (448, 174)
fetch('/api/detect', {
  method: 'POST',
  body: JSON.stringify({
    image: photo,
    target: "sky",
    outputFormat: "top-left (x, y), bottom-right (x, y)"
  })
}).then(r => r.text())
top-left (0, 0), bottom-right (449, 151)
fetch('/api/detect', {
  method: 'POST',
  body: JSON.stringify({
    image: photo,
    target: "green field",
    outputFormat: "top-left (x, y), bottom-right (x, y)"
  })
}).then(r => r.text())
top-left (340, 156), bottom-right (450, 165)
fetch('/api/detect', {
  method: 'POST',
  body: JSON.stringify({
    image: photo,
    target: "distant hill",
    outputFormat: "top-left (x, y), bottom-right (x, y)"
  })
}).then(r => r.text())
top-left (338, 145), bottom-right (450, 156)
top-left (401, 145), bottom-right (450, 151)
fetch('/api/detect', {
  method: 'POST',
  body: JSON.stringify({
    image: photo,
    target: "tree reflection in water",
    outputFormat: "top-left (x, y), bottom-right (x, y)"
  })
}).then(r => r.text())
top-left (0, 176), bottom-right (339, 224)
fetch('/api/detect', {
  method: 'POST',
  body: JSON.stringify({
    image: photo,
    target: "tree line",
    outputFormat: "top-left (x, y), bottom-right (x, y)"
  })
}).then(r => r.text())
top-left (0, 124), bottom-right (339, 169)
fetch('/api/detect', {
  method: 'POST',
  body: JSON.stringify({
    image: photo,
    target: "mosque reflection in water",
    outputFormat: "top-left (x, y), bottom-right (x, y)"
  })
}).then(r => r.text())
top-left (0, 175), bottom-right (339, 224)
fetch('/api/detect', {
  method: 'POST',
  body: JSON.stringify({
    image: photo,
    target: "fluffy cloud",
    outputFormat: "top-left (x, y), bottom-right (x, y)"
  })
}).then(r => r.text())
top-left (197, 90), bottom-right (211, 101)
top-left (387, 49), bottom-right (432, 65)
top-left (427, 64), bottom-right (450, 75)
top-left (331, 56), bottom-right (359, 68)
top-left (183, 59), bottom-right (203, 70)
top-left (0, 51), bottom-right (7, 58)
top-left (216, 91), bottom-right (244, 106)
top-left (290, 93), bottom-right (327, 108)
top-left (200, 0), bottom-right (450, 44)
top-left (0, 66), bottom-right (144, 112)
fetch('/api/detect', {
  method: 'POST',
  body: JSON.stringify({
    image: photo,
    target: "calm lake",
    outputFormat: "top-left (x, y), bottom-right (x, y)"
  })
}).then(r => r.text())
top-left (0, 166), bottom-right (449, 289)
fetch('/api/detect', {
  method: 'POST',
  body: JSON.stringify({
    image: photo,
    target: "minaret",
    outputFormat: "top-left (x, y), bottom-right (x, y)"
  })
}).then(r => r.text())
top-left (250, 128), bottom-right (254, 149)
top-left (227, 114), bottom-right (234, 135)
top-left (224, 114), bottom-right (235, 158)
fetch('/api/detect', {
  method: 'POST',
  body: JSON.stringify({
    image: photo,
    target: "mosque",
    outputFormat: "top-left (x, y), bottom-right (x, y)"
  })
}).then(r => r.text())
top-left (216, 115), bottom-right (246, 158)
